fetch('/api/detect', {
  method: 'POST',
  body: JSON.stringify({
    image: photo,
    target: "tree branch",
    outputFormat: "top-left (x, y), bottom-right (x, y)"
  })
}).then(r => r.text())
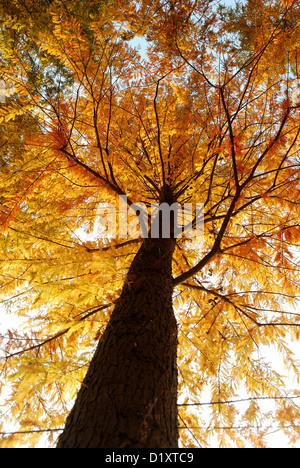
top-left (178, 394), bottom-right (300, 407)
top-left (1, 303), bottom-right (113, 360)
top-left (0, 428), bottom-right (63, 436)
top-left (173, 247), bottom-right (220, 287)
top-left (153, 79), bottom-right (166, 192)
top-left (182, 281), bottom-right (300, 328)
top-left (220, 86), bottom-right (239, 189)
top-left (59, 146), bottom-right (133, 206)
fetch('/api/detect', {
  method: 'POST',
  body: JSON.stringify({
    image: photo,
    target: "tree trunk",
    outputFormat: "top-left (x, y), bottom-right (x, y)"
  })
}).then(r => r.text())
top-left (56, 236), bottom-right (178, 448)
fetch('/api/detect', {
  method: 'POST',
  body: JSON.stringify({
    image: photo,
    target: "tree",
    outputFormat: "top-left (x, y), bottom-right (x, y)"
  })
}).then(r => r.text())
top-left (1, 0), bottom-right (300, 448)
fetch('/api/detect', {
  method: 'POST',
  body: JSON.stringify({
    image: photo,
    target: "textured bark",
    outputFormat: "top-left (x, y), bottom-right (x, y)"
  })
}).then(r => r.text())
top-left (57, 236), bottom-right (178, 448)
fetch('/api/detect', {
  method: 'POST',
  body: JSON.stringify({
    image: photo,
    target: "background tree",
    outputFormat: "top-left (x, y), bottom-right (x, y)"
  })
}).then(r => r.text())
top-left (1, 0), bottom-right (300, 448)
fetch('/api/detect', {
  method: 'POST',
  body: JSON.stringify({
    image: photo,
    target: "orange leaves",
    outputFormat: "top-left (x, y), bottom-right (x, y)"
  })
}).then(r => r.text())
top-left (49, 126), bottom-right (69, 152)
top-left (47, 102), bottom-right (72, 153)
top-left (0, 164), bottom-right (54, 231)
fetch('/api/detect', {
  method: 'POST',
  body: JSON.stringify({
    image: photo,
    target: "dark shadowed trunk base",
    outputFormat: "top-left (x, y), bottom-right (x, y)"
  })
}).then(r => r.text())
top-left (57, 237), bottom-right (178, 448)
